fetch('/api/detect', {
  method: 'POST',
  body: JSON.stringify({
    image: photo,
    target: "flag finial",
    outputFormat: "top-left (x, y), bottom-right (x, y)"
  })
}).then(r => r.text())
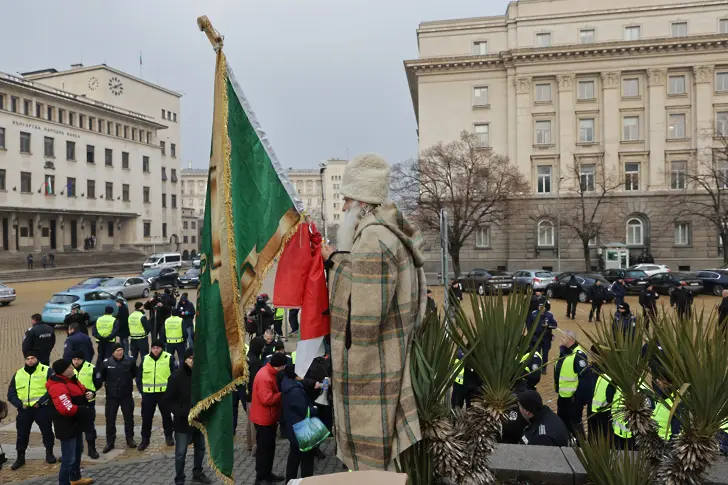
top-left (197, 16), bottom-right (224, 52)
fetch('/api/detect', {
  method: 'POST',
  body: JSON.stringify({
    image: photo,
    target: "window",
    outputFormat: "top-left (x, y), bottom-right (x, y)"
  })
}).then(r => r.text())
top-left (87, 180), bottom-right (95, 198)
top-left (580, 164), bottom-right (596, 192)
top-left (162, 193), bottom-right (167, 208)
top-left (171, 169), bottom-right (177, 183)
top-left (44, 137), bottom-right (54, 157)
top-left (625, 163), bottom-right (640, 191)
top-left (623, 116), bottom-right (640, 141)
top-left (143, 186), bottom-right (150, 203)
top-left (668, 114), bottom-right (686, 139)
top-left (163, 223), bottom-right (168, 238)
top-left (474, 124), bottom-right (489, 147)
top-left (623, 78), bottom-right (639, 97)
top-left (46, 106), bottom-right (53, 121)
top-left (123, 126), bottom-right (129, 139)
top-left (535, 83), bottom-right (552, 102)
top-left (86, 145), bottom-right (95, 164)
top-left (122, 151), bottom-right (129, 169)
top-left (626, 218), bottom-right (644, 245)
top-left (20, 132), bottom-right (31, 153)
top-left (670, 161), bottom-right (687, 189)
top-left (719, 162), bottom-right (728, 189)
top-left (143, 222), bottom-right (151, 237)
top-left (171, 194), bottom-right (177, 208)
top-left (79, 114), bottom-right (85, 128)
top-left (160, 141), bottom-right (166, 155)
top-left (28, 219), bottom-right (33, 238)
top-left (0, 169), bottom-right (5, 191)
top-left (475, 227), bottom-right (491, 248)
top-left (105, 182), bottom-right (113, 200)
top-left (115, 124), bottom-right (120, 137)
top-left (23, 99), bottom-right (31, 115)
top-left (20, 172), bottom-right (31, 193)
top-left (132, 128), bottom-right (137, 141)
top-left (162, 109), bottom-right (166, 119)
top-left (535, 32), bottom-right (552, 47)
top-left (578, 80), bottom-right (595, 100)
top-left (538, 220), bottom-right (555, 246)
top-left (108, 221), bottom-right (114, 238)
top-left (472, 41), bottom-right (488, 55)
top-left (624, 25), bottom-right (641, 41)
top-left (11, 96), bottom-right (17, 112)
top-left (580, 29), bottom-right (595, 44)
top-left (171, 143), bottom-right (176, 158)
top-left (183, 235), bottom-right (189, 244)
top-left (668, 75), bottom-right (686, 95)
top-left (183, 221), bottom-right (189, 230)
top-left (675, 223), bottom-right (690, 245)
top-left (35, 103), bottom-right (42, 118)
top-left (88, 117), bottom-right (94, 131)
top-left (191, 236), bottom-right (196, 243)
top-left (671, 22), bottom-right (688, 38)
top-left (68, 112), bottom-right (75, 126)
top-left (66, 177), bottom-right (75, 197)
top-left (0, 127), bottom-right (4, 149)
top-left (718, 112), bottom-right (728, 136)
top-left (473, 86), bottom-right (488, 106)
top-left (43, 175), bottom-right (55, 195)
top-left (173, 113), bottom-right (177, 122)
top-left (535, 120), bottom-right (552, 144)
top-left (579, 118), bottom-right (595, 143)
top-left (146, 132), bottom-right (151, 144)
top-left (143, 156), bottom-right (150, 172)
top-left (537, 165), bottom-right (552, 193)
top-left (107, 121), bottom-right (112, 134)
top-left (122, 184), bottom-right (130, 202)
top-left (98, 119), bottom-right (104, 133)
top-left (105, 148), bottom-right (113, 166)
top-left (191, 221), bottom-right (196, 229)
top-left (721, 19), bottom-right (728, 34)
top-left (66, 141), bottom-right (75, 161)
top-left (58, 109), bottom-right (64, 124)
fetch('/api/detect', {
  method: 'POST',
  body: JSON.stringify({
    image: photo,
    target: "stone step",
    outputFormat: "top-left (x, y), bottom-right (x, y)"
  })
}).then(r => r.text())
top-left (0, 422), bottom-right (151, 437)
top-left (0, 444), bottom-right (125, 462)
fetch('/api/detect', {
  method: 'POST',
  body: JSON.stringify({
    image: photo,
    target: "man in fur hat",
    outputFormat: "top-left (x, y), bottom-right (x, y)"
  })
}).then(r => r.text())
top-left (322, 153), bottom-right (423, 471)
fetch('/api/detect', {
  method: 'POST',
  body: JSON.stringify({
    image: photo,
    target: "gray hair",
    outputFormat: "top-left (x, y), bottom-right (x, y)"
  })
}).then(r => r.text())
top-left (264, 328), bottom-right (275, 337)
top-left (564, 330), bottom-right (577, 340)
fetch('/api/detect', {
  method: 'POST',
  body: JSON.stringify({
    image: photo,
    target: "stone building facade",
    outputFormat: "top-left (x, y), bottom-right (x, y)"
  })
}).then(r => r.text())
top-left (405, 0), bottom-right (728, 273)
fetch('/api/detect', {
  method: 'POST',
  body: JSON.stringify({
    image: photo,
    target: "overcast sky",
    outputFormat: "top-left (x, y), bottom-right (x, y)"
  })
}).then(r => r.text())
top-left (2, 0), bottom-right (508, 169)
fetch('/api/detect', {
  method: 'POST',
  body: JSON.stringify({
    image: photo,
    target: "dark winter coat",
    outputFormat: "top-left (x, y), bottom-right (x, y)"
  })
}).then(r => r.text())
top-left (670, 287), bottom-right (693, 315)
top-left (280, 376), bottom-right (316, 445)
top-left (94, 355), bottom-right (137, 399)
top-left (63, 331), bottom-right (95, 362)
top-left (528, 294), bottom-right (549, 314)
top-left (590, 285), bottom-right (607, 303)
top-left (177, 299), bottom-right (195, 328)
top-left (22, 323), bottom-right (56, 364)
top-left (639, 288), bottom-right (659, 311)
top-left (611, 282), bottom-right (628, 300)
top-left (7, 364), bottom-right (52, 410)
top-left (521, 406), bottom-right (569, 446)
top-left (116, 303), bottom-right (130, 338)
top-left (164, 363), bottom-right (194, 433)
top-left (46, 374), bottom-right (94, 440)
top-left (719, 296), bottom-right (728, 328)
top-left (565, 277), bottom-right (582, 302)
top-left (63, 311), bottom-right (91, 334)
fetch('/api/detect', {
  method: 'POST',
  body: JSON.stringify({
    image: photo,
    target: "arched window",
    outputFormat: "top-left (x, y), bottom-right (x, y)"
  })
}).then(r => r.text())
top-left (538, 220), bottom-right (554, 246)
top-left (626, 218), bottom-right (643, 246)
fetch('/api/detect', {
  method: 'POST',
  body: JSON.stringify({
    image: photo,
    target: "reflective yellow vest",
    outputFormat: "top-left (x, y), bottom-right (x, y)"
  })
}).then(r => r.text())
top-left (128, 311), bottom-right (147, 339)
top-left (612, 384), bottom-right (650, 439)
top-left (95, 314), bottom-right (116, 342)
top-left (74, 362), bottom-right (96, 402)
top-left (141, 352), bottom-right (172, 393)
top-left (557, 345), bottom-right (586, 398)
top-left (653, 397), bottom-right (675, 440)
top-left (14, 364), bottom-right (50, 407)
top-left (520, 351), bottom-right (542, 374)
top-left (274, 308), bottom-right (284, 321)
top-left (165, 316), bottom-right (184, 344)
top-left (291, 351), bottom-right (296, 364)
top-left (591, 375), bottom-right (612, 414)
top-left (454, 358), bottom-right (465, 385)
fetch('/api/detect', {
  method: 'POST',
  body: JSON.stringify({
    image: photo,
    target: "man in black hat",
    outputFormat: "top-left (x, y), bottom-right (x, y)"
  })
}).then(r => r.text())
top-left (136, 340), bottom-right (176, 451)
top-left (92, 306), bottom-right (119, 362)
top-left (518, 390), bottom-right (569, 446)
top-left (63, 323), bottom-right (95, 363)
top-left (249, 294), bottom-right (274, 337)
top-left (613, 302), bottom-right (637, 340)
top-left (22, 314), bottom-right (55, 366)
top-left (64, 303), bottom-right (91, 334)
top-left (115, 298), bottom-right (130, 355)
top-left (670, 281), bottom-right (694, 320)
top-left (128, 302), bottom-right (152, 363)
top-left (94, 343), bottom-right (137, 452)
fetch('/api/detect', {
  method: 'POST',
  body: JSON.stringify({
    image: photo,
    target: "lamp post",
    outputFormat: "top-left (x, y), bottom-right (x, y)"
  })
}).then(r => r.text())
top-left (556, 176), bottom-right (565, 273)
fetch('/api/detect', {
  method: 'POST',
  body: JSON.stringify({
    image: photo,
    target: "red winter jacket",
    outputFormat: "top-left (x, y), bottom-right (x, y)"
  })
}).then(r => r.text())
top-left (250, 363), bottom-right (282, 426)
top-left (46, 374), bottom-right (93, 440)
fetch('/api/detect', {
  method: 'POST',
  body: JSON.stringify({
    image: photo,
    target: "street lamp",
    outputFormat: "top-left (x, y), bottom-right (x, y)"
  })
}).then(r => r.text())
top-left (556, 176), bottom-right (566, 273)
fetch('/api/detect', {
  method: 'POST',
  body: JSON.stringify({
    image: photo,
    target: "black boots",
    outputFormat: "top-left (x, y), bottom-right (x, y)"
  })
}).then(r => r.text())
top-left (87, 440), bottom-right (99, 459)
top-left (102, 442), bottom-right (114, 454)
top-left (137, 440), bottom-right (149, 452)
top-left (126, 438), bottom-right (137, 449)
top-left (45, 447), bottom-right (57, 464)
top-left (10, 452), bottom-right (25, 470)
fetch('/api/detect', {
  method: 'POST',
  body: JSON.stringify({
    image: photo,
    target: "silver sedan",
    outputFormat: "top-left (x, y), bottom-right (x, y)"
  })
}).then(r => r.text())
top-left (98, 277), bottom-right (151, 300)
top-left (0, 282), bottom-right (16, 306)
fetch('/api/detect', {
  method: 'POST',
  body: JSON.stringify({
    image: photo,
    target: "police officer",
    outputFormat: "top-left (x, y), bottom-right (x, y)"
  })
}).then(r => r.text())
top-left (94, 343), bottom-right (137, 452)
top-left (565, 275), bottom-right (582, 320)
top-left (670, 281), bottom-right (694, 320)
top-left (518, 390), bottom-right (569, 447)
top-left (249, 295), bottom-right (274, 337)
top-left (554, 330), bottom-right (588, 438)
top-left (613, 303), bottom-right (637, 339)
top-left (639, 284), bottom-right (659, 329)
top-left (92, 306), bottom-right (119, 362)
top-left (144, 292), bottom-right (165, 340)
top-left (163, 309), bottom-right (186, 363)
top-left (518, 343), bottom-right (543, 392)
top-left (263, 341), bottom-right (292, 366)
top-left (611, 382), bottom-right (651, 450)
top-left (587, 369), bottom-right (615, 440)
top-left (589, 280), bottom-right (607, 323)
top-left (611, 277), bottom-right (628, 310)
top-left (7, 351), bottom-right (57, 469)
top-left (136, 340), bottom-right (176, 451)
top-left (177, 293), bottom-right (195, 349)
top-left (71, 350), bottom-right (100, 459)
top-left (451, 349), bottom-right (466, 409)
top-left (63, 303), bottom-right (91, 334)
top-left (526, 302), bottom-right (557, 374)
top-left (273, 307), bottom-right (285, 337)
top-left (128, 302), bottom-right (152, 363)
top-left (22, 314), bottom-right (55, 366)
top-left (116, 298), bottom-right (131, 355)
top-left (528, 290), bottom-right (548, 314)
top-left (63, 322), bottom-right (95, 363)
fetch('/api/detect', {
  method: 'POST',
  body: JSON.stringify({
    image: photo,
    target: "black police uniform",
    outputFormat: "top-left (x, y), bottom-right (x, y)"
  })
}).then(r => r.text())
top-left (63, 310), bottom-right (91, 334)
top-left (554, 342), bottom-right (589, 438)
top-left (22, 322), bottom-right (56, 366)
top-left (94, 354), bottom-right (137, 449)
top-left (521, 406), bottom-right (570, 446)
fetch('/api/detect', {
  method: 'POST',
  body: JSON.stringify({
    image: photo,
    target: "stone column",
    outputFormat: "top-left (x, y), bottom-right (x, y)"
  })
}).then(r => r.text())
top-left (694, 65), bottom-right (715, 162)
top-left (96, 216), bottom-right (104, 251)
top-left (33, 213), bottom-right (42, 253)
top-left (647, 69), bottom-right (667, 189)
top-left (113, 217), bottom-right (121, 250)
top-left (56, 215), bottom-right (65, 253)
top-left (557, 74), bottom-right (575, 182)
top-left (9, 212), bottom-right (17, 254)
top-left (514, 76), bottom-right (533, 179)
top-left (601, 72), bottom-right (621, 175)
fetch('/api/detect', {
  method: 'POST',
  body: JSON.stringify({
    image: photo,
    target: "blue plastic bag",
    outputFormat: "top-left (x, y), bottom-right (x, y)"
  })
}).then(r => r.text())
top-left (293, 408), bottom-right (330, 452)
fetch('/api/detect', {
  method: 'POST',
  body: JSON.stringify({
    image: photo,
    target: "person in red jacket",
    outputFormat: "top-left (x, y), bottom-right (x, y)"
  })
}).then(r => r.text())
top-left (47, 358), bottom-right (96, 485)
top-left (250, 353), bottom-right (287, 485)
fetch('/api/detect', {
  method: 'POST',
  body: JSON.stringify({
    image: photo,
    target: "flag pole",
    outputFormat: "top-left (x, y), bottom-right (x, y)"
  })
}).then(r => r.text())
top-left (197, 16), bottom-right (224, 51)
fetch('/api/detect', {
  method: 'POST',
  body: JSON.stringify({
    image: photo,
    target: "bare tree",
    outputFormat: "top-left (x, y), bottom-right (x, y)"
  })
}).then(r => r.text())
top-left (392, 131), bottom-right (528, 277)
top-left (669, 130), bottom-right (728, 264)
top-left (558, 158), bottom-right (622, 271)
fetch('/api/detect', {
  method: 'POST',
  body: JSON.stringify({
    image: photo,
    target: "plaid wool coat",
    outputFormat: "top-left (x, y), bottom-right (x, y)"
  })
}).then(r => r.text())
top-left (327, 202), bottom-right (425, 471)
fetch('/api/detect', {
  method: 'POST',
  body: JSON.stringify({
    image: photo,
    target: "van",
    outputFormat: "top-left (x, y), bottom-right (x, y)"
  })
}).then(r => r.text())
top-left (142, 252), bottom-right (182, 271)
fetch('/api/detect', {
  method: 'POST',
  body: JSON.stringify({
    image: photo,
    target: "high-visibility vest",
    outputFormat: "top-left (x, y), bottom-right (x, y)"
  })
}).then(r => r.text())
top-left (165, 316), bottom-right (184, 344)
top-left (591, 375), bottom-right (612, 414)
top-left (128, 311), bottom-right (147, 339)
top-left (74, 362), bottom-right (96, 402)
top-left (454, 358), bottom-right (465, 385)
top-left (611, 388), bottom-right (632, 438)
top-left (557, 345), bottom-right (586, 398)
top-left (653, 397), bottom-right (675, 440)
top-left (14, 364), bottom-right (50, 407)
top-left (274, 308), bottom-right (284, 321)
top-left (95, 314), bottom-right (116, 342)
top-left (520, 351), bottom-right (542, 374)
top-left (141, 352), bottom-right (172, 393)
top-left (291, 351), bottom-right (296, 364)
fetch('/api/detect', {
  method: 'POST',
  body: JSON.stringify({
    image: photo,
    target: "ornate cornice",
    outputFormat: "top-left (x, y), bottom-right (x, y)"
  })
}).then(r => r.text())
top-left (600, 71), bottom-right (620, 89)
top-left (514, 76), bottom-right (532, 94)
top-left (693, 65), bottom-right (715, 83)
top-left (556, 74), bottom-right (574, 91)
top-left (647, 68), bottom-right (667, 87)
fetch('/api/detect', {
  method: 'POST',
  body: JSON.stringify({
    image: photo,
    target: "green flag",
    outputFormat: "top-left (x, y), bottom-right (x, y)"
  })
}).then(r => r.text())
top-left (190, 22), bottom-right (303, 483)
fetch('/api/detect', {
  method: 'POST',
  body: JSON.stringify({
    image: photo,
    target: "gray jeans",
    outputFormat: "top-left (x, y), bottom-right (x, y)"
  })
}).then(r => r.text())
top-left (174, 430), bottom-right (205, 484)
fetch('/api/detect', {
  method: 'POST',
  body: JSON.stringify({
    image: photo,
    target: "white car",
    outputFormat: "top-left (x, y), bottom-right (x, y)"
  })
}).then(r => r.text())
top-left (628, 264), bottom-right (671, 277)
top-left (0, 282), bottom-right (16, 306)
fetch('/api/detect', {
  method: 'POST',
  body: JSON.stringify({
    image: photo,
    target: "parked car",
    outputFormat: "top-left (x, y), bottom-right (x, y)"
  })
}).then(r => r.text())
top-left (99, 277), bottom-right (151, 300)
top-left (602, 269), bottom-right (651, 294)
top-left (648, 272), bottom-right (704, 295)
top-left (0, 282), bottom-right (16, 306)
top-left (458, 269), bottom-right (513, 295)
top-left (67, 276), bottom-right (114, 291)
top-left (41, 289), bottom-right (118, 327)
top-left (694, 270), bottom-right (728, 296)
top-left (178, 267), bottom-right (200, 289)
top-left (628, 264), bottom-right (671, 277)
top-left (142, 252), bottom-right (183, 271)
top-left (192, 258), bottom-right (201, 268)
top-left (545, 272), bottom-right (615, 303)
top-left (142, 267), bottom-right (179, 290)
top-left (512, 270), bottom-right (556, 290)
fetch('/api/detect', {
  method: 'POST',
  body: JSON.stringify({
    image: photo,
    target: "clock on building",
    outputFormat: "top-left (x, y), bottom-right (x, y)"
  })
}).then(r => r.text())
top-left (88, 76), bottom-right (99, 90)
top-left (108, 76), bottom-right (124, 96)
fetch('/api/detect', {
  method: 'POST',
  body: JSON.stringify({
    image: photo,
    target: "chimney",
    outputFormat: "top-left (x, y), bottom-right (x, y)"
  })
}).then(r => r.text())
top-left (70, 63), bottom-right (83, 69)
top-left (188, 161), bottom-right (192, 169)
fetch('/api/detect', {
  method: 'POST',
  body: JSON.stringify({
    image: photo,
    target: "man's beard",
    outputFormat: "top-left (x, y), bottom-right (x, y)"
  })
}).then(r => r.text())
top-left (337, 201), bottom-right (366, 252)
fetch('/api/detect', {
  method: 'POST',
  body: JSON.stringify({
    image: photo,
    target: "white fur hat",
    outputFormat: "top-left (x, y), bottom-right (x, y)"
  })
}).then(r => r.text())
top-left (340, 153), bottom-right (390, 205)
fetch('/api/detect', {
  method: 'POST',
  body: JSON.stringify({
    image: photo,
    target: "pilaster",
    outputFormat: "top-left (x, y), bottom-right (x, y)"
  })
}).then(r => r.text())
top-left (694, 65), bottom-right (715, 162)
top-left (514, 76), bottom-right (533, 178)
top-left (647, 68), bottom-right (667, 189)
top-left (57, 215), bottom-right (65, 252)
top-left (557, 75), bottom-right (575, 181)
top-left (33, 214), bottom-right (42, 253)
top-left (601, 72), bottom-right (621, 175)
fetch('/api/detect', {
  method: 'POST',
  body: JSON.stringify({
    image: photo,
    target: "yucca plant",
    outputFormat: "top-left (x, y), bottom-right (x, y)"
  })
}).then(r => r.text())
top-left (573, 429), bottom-right (654, 485)
top-left (651, 309), bottom-right (728, 485)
